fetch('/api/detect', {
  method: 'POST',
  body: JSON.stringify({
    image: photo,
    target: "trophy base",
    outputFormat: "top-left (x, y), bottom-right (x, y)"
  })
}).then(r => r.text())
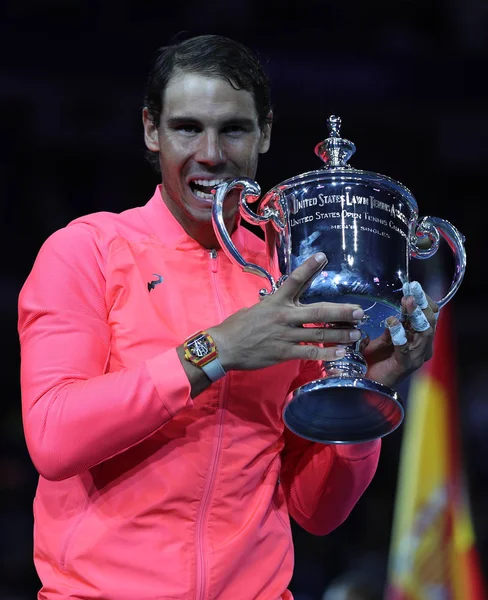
top-left (283, 376), bottom-right (404, 444)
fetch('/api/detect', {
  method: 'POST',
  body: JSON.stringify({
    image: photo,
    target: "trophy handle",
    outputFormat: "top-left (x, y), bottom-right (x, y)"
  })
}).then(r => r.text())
top-left (212, 177), bottom-right (280, 295)
top-left (410, 215), bottom-right (467, 309)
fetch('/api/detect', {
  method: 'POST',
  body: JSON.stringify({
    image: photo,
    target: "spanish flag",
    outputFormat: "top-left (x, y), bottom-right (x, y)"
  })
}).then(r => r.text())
top-left (385, 301), bottom-right (486, 599)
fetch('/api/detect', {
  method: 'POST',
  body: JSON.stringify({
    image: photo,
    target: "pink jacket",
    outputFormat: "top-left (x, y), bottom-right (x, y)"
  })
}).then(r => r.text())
top-left (18, 186), bottom-right (381, 600)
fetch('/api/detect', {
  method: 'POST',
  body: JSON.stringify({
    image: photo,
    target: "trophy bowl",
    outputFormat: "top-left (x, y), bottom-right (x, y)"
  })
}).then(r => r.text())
top-left (212, 115), bottom-right (466, 444)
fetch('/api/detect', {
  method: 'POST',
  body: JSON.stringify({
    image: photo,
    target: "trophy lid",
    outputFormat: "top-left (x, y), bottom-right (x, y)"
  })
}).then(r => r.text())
top-left (268, 114), bottom-right (418, 212)
top-left (314, 115), bottom-right (356, 168)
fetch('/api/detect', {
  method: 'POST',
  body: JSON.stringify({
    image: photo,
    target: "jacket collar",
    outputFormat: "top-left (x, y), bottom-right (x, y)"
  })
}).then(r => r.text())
top-left (140, 184), bottom-right (246, 253)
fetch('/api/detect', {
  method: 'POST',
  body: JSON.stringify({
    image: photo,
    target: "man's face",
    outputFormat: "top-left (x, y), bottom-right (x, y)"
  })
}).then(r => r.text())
top-left (143, 72), bottom-right (271, 246)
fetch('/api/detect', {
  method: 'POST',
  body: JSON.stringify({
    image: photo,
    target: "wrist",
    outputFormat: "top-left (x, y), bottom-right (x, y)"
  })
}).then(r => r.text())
top-left (366, 366), bottom-right (405, 390)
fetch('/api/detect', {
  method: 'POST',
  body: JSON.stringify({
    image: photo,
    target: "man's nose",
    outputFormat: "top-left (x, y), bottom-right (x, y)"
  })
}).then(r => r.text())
top-left (195, 132), bottom-right (225, 165)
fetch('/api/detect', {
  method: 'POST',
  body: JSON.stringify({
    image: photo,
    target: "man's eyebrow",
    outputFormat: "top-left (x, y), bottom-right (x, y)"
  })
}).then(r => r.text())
top-left (166, 116), bottom-right (257, 127)
top-left (166, 116), bottom-right (200, 125)
top-left (220, 117), bottom-right (257, 127)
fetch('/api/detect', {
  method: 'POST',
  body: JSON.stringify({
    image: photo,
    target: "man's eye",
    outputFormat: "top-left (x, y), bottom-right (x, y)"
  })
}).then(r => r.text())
top-left (223, 125), bottom-right (246, 135)
top-left (177, 124), bottom-right (201, 134)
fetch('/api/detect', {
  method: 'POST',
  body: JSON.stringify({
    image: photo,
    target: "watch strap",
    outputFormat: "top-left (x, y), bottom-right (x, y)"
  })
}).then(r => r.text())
top-left (201, 357), bottom-right (226, 382)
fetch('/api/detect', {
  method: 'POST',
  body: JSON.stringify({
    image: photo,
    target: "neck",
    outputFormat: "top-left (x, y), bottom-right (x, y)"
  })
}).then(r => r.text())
top-left (192, 228), bottom-right (223, 250)
top-left (158, 185), bottom-right (240, 249)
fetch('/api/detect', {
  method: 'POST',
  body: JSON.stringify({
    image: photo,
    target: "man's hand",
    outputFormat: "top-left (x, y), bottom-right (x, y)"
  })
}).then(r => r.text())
top-left (209, 253), bottom-right (365, 371)
top-left (363, 281), bottom-right (439, 388)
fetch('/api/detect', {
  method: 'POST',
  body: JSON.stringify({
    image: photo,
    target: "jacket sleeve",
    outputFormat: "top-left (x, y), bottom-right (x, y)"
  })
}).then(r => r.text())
top-left (279, 360), bottom-right (381, 535)
top-left (18, 224), bottom-right (193, 482)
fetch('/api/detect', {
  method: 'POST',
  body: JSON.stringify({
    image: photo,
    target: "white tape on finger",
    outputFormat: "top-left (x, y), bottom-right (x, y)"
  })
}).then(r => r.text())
top-left (409, 306), bottom-right (431, 332)
top-left (402, 281), bottom-right (429, 309)
top-left (387, 321), bottom-right (408, 346)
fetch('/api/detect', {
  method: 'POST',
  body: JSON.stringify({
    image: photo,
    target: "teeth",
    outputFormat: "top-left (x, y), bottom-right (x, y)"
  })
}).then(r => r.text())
top-left (194, 190), bottom-right (214, 200)
top-left (193, 179), bottom-right (225, 187)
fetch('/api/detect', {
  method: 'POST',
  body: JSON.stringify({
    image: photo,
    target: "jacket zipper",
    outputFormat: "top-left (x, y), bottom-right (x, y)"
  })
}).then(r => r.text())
top-left (195, 249), bottom-right (229, 600)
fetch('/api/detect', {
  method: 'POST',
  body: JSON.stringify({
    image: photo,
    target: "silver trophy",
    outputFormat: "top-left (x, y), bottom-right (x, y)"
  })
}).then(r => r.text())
top-left (212, 116), bottom-right (466, 444)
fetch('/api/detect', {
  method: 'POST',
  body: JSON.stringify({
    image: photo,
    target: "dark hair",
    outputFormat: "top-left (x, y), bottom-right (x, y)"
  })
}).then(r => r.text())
top-left (143, 34), bottom-right (273, 173)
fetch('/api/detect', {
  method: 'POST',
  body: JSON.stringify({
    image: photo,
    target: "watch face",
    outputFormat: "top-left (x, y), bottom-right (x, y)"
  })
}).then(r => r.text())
top-left (185, 331), bottom-right (218, 367)
top-left (188, 334), bottom-right (213, 359)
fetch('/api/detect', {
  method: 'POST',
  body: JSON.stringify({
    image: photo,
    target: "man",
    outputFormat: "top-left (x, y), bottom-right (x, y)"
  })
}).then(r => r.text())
top-left (18, 34), bottom-right (437, 599)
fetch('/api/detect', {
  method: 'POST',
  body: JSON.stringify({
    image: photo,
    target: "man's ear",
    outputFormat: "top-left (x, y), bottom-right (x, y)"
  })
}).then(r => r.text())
top-left (142, 107), bottom-right (160, 152)
top-left (259, 111), bottom-right (273, 154)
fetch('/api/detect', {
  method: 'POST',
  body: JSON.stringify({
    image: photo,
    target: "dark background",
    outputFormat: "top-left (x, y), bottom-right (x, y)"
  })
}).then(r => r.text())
top-left (1, 1), bottom-right (487, 599)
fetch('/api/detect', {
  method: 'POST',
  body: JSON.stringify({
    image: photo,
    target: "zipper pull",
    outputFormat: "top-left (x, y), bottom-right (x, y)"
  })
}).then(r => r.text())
top-left (209, 248), bottom-right (218, 272)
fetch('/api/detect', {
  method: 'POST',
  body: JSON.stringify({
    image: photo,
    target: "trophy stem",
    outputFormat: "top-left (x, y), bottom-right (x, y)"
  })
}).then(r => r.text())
top-left (323, 343), bottom-right (368, 379)
top-left (282, 334), bottom-right (404, 444)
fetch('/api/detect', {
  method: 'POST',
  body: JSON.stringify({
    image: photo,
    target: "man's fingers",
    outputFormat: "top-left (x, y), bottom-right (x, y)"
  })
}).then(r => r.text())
top-left (287, 324), bottom-right (362, 345)
top-left (278, 253), bottom-right (328, 302)
top-left (289, 343), bottom-right (349, 363)
top-left (402, 281), bottom-right (428, 309)
top-left (402, 280), bottom-right (439, 319)
top-left (386, 318), bottom-right (408, 347)
top-left (408, 305), bottom-right (431, 332)
top-left (402, 281), bottom-right (438, 331)
top-left (278, 253), bottom-right (364, 324)
top-left (288, 303), bottom-right (364, 327)
top-left (398, 281), bottom-right (437, 364)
